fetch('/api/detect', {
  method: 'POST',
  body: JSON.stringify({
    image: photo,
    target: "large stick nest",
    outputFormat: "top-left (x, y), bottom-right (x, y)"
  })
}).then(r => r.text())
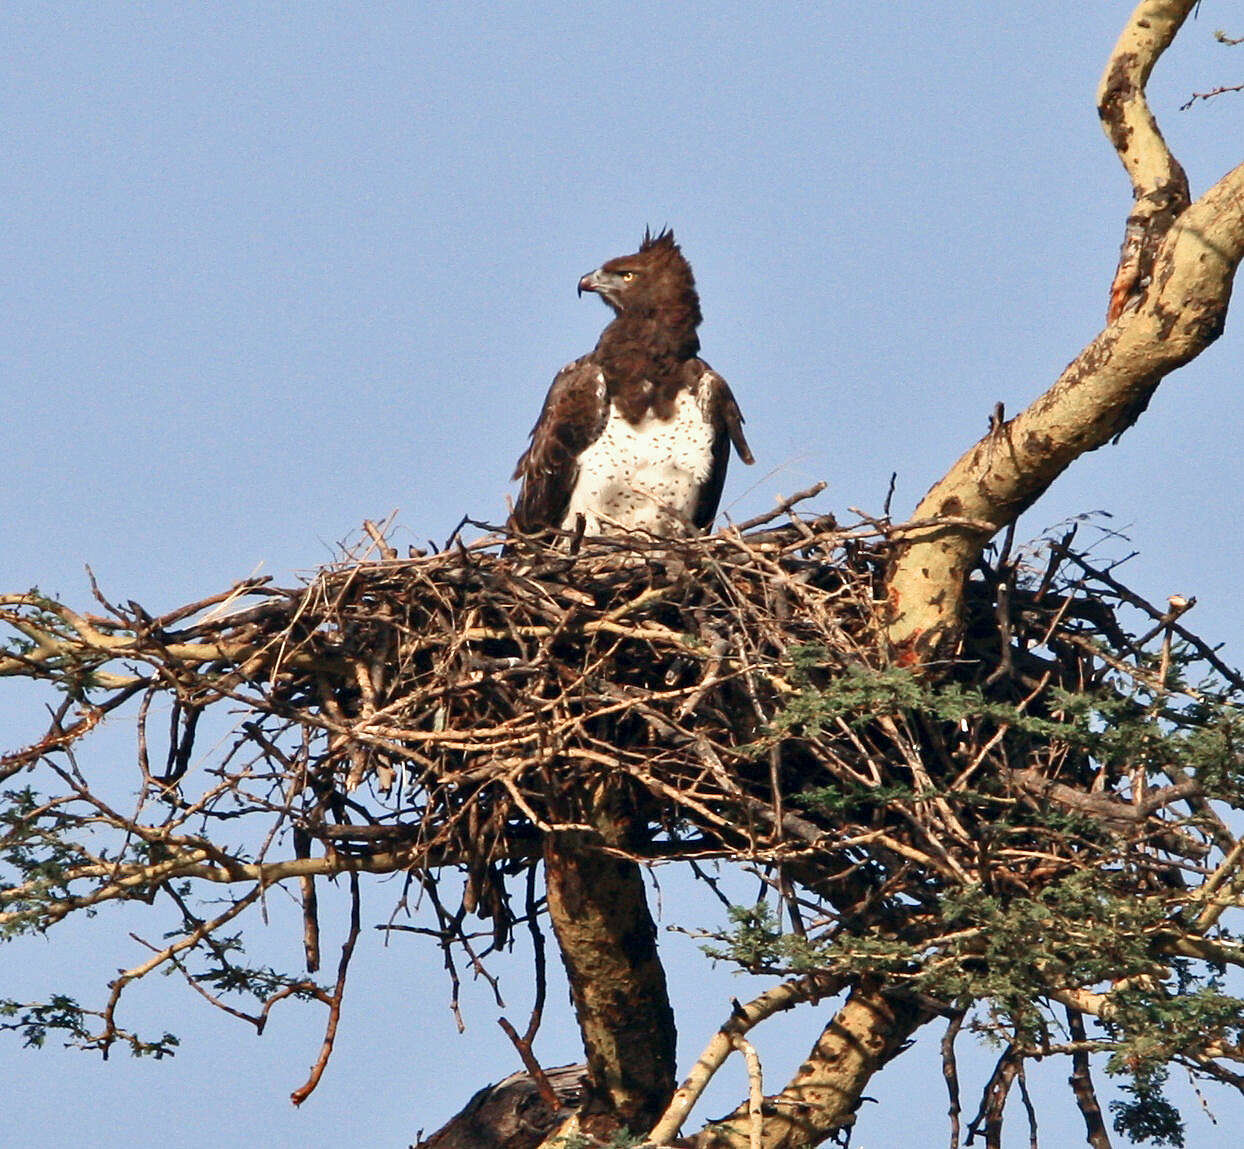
top-left (7, 493), bottom-right (1231, 946)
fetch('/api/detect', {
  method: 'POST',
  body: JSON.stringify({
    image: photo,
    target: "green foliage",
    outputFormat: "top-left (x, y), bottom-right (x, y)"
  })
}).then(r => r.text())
top-left (0, 787), bottom-right (76, 936)
top-left (1103, 974), bottom-right (1244, 1084)
top-left (178, 928), bottom-right (321, 1004)
top-left (706, 870), bottom-right (1175, 1017)
top-left (704, 652), bottom-right (1244, 1146)
top-left (0, 786), bottom-right (318, 1059)
top-left (0, 994), bottom-right (89, 1049)
top-left (800, 779), bottom-right (916, 817)
top-left (703, 883), bottom-right (1242, 1146)
top-left (7, 542), bottom-right (1244, 1142)
top-left (935, 871), bottom-right (1168, 1000)
top-left (1110, 1066), bottom-right (1185, 1148)
top-left (0, 996), bottom-right (179, 1058)
top-left (702, 902), bottom-right (824, 974)
top-left (775, 660), bottom-right (930, 734)
top-left (777, 656), bottom-right (1143, 749)
top-left (0, 589), bottom-right (123, 696)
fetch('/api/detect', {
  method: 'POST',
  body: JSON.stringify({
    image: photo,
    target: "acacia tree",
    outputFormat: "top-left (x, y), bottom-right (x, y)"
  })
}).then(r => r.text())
top-left (3, 4), bottom-right (1244, 1147)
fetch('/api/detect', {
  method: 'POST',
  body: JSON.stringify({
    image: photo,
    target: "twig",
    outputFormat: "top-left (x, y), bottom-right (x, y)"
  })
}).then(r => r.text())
top-left (731, 482), bottom-right (828, 531)
top-left (291, 872), bottom-right (361, 1106)
top-left (497, 1016), bottom-right (561, 1112)
top-left (1181, 81), bottom-right (1244, 111)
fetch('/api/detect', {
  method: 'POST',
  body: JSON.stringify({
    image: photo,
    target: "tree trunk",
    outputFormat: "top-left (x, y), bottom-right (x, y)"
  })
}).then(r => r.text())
top-left (542, 787), bottom-right (678, 1132)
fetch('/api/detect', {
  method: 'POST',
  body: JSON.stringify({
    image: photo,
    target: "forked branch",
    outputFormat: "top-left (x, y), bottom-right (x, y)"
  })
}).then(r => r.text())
top-left (648, 973), bottom-right (844, 1145)
top-left (884, 0), bottom-right (1244, 662)
top-left (688, 983), bottom-right (933, 1149)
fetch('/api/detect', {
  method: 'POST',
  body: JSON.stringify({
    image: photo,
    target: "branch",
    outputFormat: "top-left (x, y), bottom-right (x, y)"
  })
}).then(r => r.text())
top-left (884, 1), bottom-right (1244, 661)
top-left (1066, 1008), bottom-right (1114, 1149)
top-left (0, 592), bottom-right (294, 687)
top-left (689, 982), bottom-right (932, 1149)
top-left (942, 1010), bottom-right (966, 1149)
top-left (95, 884), bottom-right (264, 1057)
top-left (966, 1044), bottom-right (1022, 1149)
top-left (648, 973), bottom-right (843, 1144)
top-left (1192, 838), bottom-right (1244, 931)
top-left (1181, 81), bottom-right (1244, 109)
top-left (732, 1034), bottom-right (764, 1149)
top-left (290, 872), bottom-right (361, 1106)
top-left (1099, 0), bottom-right (1194, 322)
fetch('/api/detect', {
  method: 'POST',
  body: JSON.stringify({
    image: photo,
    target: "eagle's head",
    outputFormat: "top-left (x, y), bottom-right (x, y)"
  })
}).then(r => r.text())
top-left (578, 228), bottom-right (702, 329)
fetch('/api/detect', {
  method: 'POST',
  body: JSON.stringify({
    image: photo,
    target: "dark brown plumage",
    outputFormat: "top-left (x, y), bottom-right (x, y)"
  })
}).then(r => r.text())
top-left (510, 229), bottom-right (753, 539)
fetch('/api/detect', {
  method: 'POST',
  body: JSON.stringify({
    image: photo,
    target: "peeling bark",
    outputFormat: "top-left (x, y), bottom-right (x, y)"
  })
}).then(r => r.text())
top-left (688, 983), bottom-right (932, 1149)
top-left (883, 0), bottom-right (1244, 663)
top-left (1099, 0), bottom-right (1194, 322)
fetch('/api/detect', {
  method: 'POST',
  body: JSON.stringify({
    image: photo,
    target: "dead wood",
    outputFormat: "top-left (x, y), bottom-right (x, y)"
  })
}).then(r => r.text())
top-left (413, 1063), bottom-right (587, 1149)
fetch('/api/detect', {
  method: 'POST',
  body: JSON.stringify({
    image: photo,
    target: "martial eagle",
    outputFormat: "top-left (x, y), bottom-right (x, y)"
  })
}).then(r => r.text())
top-left (510, 229), bottom-right (753, 539)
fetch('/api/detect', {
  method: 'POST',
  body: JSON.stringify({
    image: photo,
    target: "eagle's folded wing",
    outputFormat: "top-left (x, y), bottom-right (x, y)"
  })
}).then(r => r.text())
top-left (693, 366), bottom-right (754, 529)
top-left (510, 356), bottom-right (608, 534)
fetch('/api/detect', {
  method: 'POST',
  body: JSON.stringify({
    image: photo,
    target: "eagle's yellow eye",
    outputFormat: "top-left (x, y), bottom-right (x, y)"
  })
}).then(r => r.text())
top-left (620, 271), bottom-right (636, 281)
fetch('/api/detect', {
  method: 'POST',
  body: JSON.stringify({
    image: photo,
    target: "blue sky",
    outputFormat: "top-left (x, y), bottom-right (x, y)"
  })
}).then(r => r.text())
top-left (2, 5), bottom-right (1243, 1146)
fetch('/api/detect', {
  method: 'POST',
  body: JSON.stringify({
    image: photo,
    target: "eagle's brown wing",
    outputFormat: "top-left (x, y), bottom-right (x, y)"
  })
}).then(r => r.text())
top-left (510, 356), bottom-right (608, 534)
top-left (692, 365), bottom-right (754, 530)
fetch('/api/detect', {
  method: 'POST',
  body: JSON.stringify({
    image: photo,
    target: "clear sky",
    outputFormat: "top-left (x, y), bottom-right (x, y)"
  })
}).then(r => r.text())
top-left (2, 5), bottom-right (1243, 1147)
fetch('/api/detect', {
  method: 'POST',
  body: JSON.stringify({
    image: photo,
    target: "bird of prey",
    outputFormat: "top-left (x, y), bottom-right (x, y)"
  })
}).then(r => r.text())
top-left (510, 229), bottom-right (753, 540)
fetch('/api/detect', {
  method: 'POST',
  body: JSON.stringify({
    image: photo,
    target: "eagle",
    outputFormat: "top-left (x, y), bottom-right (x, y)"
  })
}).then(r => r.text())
top-left (510, 229), bottom-right (753, 540)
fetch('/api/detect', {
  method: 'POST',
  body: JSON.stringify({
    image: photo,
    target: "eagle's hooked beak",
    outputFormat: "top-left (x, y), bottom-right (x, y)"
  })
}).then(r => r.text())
top-left (577, 268), bottom-right (605, 298)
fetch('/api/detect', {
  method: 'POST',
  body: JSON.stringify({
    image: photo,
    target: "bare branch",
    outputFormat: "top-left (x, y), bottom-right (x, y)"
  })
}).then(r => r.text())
top-left (290, 872), bottom-right (361, 1106)
top-left (1099, 1), bottom-right (1194, 322)
top-left (649, 973), bottom-right (843, 1145)
top-left (883, 0), bottom-right (1244, 661)
top-left (689, 983), bottom-right (933, 1149)
top-left (885, 157), bottom-right (1244, 658)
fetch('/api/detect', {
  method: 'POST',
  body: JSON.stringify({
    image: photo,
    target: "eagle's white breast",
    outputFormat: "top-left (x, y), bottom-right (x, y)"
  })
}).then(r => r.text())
top-left (563, 375), bottom-right (716, 535)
